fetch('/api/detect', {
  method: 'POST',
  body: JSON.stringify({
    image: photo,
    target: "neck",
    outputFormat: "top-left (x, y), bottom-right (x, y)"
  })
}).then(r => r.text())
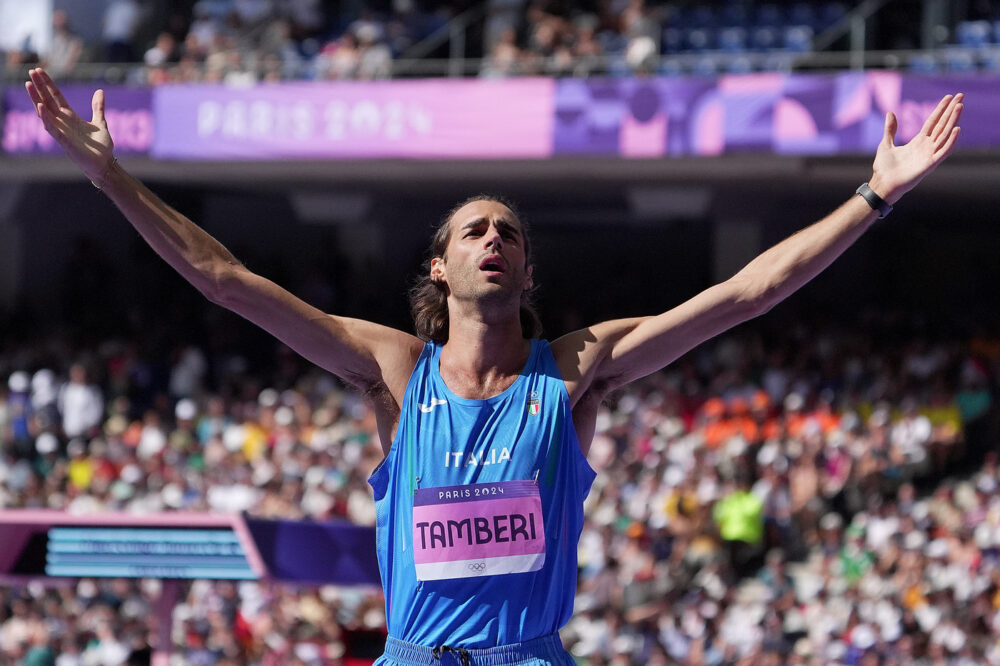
top-left (441, 298), bottom-right (528, 377)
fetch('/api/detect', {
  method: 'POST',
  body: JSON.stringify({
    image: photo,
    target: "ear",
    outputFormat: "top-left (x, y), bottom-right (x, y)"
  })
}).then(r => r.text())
top-left (524, 265), bottom-right (534, 291)
top-left (430, 256), bottom-right (446, 283)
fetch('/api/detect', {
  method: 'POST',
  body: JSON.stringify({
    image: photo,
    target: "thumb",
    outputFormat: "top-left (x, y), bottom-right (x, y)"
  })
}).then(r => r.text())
top-left (91, 89), bottom-right (107, 127)
top-left (882, 111), bottom-right (897, 147)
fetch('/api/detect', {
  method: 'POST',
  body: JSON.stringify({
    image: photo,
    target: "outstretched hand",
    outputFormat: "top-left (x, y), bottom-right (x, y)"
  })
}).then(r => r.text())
top-left (25, 68), bottom-right (115, 187)
top-left (871, 93), bottom-right (963, 204)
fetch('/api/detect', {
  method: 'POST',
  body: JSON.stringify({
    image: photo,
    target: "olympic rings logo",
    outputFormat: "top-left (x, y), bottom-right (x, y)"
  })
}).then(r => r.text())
top-left (467, 562), bottom-right (487, 572)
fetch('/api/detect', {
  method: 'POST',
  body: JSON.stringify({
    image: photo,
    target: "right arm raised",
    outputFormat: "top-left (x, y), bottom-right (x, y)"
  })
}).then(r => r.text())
top-left (25, 68), bottom-right (421, 401)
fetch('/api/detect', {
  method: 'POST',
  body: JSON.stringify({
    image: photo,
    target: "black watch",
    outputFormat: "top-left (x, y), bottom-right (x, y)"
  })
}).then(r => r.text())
top-left (856, 182), bottom-right (893, 219)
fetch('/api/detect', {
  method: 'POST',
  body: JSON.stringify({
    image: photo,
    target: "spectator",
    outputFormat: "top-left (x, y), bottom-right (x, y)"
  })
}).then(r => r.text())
top-left (355, 24), bottom-right (392, 80)
top-left (713, 473), bottom-right (765, 579)
top-left (103, 0), bottom-right (143, 62)
top-left (315, 32), bottom-right (359, 80)
top-left (43, 10), bottom-right (84, 77)
top-left (143, 32), bottom-right (178, 67)
top-left (58, 364), bottom-right (103, 440)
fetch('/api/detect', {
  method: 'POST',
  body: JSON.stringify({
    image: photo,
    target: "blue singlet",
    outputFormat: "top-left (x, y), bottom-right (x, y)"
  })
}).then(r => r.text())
top-left (368, 339), bottom-right (596, 661)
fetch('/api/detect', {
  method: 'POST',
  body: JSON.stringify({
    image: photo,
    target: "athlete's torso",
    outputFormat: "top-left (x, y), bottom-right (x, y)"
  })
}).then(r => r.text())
top-left (368, 339), bottom-right (596, 648)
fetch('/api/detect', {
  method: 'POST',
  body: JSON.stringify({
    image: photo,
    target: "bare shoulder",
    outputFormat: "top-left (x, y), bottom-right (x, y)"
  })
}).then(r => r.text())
top-left (551, 317), bottom-right (647, 406)
top-left (333, 317), bottom-right (424, 401)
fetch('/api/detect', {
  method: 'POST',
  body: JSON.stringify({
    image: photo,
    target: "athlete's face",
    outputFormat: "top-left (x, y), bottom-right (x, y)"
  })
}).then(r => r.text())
top-left (431, 200), bottom-right (533, 305)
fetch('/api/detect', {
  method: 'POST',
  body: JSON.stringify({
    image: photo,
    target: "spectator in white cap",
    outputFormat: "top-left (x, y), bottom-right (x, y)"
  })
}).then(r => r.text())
top-left (58, 363), bottom-right (103, 439)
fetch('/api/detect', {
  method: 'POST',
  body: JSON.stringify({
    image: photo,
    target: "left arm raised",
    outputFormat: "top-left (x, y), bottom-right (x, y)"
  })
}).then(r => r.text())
top-left (555, 93), bottom-right (963, 404)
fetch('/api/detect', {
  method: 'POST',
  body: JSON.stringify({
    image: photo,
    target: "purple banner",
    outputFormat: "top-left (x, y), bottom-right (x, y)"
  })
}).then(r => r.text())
top-left (553, 72), bottom-right (1000, 157)
top-left (152, 79), bottom-right (554, 160)
top-left (2, 85), bottom-right (153, 155)
top-left (4, 73), bottom-right (1000, 160)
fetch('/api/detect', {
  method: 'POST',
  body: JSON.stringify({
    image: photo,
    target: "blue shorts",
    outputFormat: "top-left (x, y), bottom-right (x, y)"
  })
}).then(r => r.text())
top-left (374, 634), bottom-right (575, 666)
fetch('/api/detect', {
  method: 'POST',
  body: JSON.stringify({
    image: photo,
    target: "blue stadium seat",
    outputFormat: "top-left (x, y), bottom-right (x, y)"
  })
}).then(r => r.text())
top-left (661, 27), bottom-right (684, 54)
top-left (981, 49), bottom-right (1000, 71)
top-left (607, 55), bottom-right (632, 77)
top-left (686, 28), bottom-right (715, 52)
top-left (751, 26), bottom-right (780, 51)
top-left (719, 3), bottom-right (750, 28)
top-left (692, 56), bottom-right (720, 77)
top-left (907, 53), bottom-right (939, 73)
top-left (718, 27), bottom-right (749, 53)
top-left (725, 55), bottom-right (755, 74)
top-left (762, 52), bottom-right (794, 72)
top-left (788, 3), bottom-right (817, 29)
top-left (688, 5), bottom-right (717, 29)
top-left (755, 4), bottom-right (785, 27)
top-left (956, 21), bottom-right (991, 48)
top-left (598, 31), bottom-right (627, 55)
top-left (658, 57), bottom-right (685, 77)
top-left (819, 2), bottom-right (848, 28)
top-left (784, 25), bottom-right (814, 52)
top-left (943, 48), bottom-right (977, 72)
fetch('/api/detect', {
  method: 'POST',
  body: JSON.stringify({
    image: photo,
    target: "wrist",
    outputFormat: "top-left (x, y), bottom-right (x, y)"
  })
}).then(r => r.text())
top-left (866, 173), bottom-right (900, 205)
top-left (89, 157), bottom-right (119, 191)
top-left (856, 182), bottom-right (893, 219)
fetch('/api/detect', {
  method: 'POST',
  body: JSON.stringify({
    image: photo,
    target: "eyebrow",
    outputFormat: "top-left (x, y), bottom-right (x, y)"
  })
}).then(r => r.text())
top-left (461, 217), bottom-right (523, 239)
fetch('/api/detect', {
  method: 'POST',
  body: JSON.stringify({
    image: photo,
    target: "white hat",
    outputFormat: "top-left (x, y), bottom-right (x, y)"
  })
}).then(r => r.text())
top-left (35, 432), bottom-right (58, 455)
top-left (851, 624), bottom-right (877, 649)
top-left (7, 371), bottom-right (28, 393)
top-left (925, 538), bottom-right (949, 559)
top-left (175, 398), bottom-right (197, 421)
top-left (904, 531), bottom-right (927, 551)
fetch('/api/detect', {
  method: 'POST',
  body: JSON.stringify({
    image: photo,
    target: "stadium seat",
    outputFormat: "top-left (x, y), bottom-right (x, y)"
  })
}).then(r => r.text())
top-left (688, 5), bottom-right (716, 29)
top-left (658, 57), bottom-right (685, 77)
top-left (784, 25), bottom-right (814, 52)
top-left (788, 3), bottom-right (817, 29)
top-left (719, 3), bottom-right (750, 28)
top-left (819, 2), bottom-right (848, 28)
top-left (725, 55), bottom-right (755, 74)
top-left (942, 48), bottom-right (977, 72)
top-left (718, 27), bottom-right (749, 53)
top-left (981, 49), bottom-right (1000, 72)
top-left (608, 55), bottom-right (632, 77)
top-left (907, 53), bottom-right (939, 73)
top-left (686, 28), bottom-right (715, 52)
top-left (755, 4), bottom-right (785, 27)
top-left (692, 56), bottom-right (720, 77)
top-left (661, 27), bottom-right (684, 54)
top-left (762, 52), bottom-right (794, 72)
top-left (956, 20), bottom-right (992, 48)
top-left (598, 31), bottom-right (627, 56)
top-left (751, 26), bottom-right (780, 51)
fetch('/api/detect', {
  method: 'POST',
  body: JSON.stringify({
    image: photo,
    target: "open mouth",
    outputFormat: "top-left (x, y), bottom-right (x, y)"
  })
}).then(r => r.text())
top-left (479, 255), bottom-right (507, 273)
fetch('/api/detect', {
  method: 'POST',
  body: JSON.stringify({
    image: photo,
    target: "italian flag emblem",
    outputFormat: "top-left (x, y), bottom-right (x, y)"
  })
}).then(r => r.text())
top-left (527, 398), bottom-right (540, 415)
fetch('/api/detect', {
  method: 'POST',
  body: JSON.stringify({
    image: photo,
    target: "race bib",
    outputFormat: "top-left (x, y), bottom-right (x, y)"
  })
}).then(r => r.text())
top-left (412, 480), bottom-right (546, 581)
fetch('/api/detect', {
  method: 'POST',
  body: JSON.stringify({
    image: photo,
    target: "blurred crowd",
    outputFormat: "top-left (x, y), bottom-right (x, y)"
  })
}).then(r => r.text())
top-left (0, 308), bottom-right (998, 663)
top-left (7, 0), bottom-right (979, 84)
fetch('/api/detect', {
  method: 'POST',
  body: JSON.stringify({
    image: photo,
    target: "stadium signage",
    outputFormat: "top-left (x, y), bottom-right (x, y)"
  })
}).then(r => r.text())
top-left (1, 85), bottom-right (153, 155)
top-left (2, 74), bottom-right (999, 160)
top-left (150, 79), bottom-right (554, 160)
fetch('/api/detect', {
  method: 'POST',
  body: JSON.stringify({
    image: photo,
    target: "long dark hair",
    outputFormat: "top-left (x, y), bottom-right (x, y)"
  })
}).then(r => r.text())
top-left (409, 194), bottom-right (542, 343)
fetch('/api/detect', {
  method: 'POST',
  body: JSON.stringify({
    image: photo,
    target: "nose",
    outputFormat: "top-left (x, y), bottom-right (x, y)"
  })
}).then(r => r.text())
top-left (484, 227), bottom-right (503, 250)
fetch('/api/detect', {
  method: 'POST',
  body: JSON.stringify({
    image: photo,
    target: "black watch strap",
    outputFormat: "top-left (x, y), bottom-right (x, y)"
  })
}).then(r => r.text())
top-left (856, 182), bottom-right (892, 218)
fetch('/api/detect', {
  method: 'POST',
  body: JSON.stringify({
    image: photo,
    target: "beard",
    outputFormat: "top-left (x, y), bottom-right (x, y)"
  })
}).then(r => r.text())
top-left (446, 262), bottom-right (526, 308)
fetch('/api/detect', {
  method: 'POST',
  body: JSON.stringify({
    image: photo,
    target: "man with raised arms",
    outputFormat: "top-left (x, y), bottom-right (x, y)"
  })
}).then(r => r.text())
top-left (25, 68), bottom-right (962, 665)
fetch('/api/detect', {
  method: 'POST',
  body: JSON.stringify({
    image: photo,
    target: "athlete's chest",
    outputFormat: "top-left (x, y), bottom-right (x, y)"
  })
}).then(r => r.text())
top-left (409, 388), bottom-right (554, 482)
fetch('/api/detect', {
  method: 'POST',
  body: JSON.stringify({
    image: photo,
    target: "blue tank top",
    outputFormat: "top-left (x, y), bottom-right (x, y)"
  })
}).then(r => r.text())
top-left (368, 339), bottom-right (596, 648)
